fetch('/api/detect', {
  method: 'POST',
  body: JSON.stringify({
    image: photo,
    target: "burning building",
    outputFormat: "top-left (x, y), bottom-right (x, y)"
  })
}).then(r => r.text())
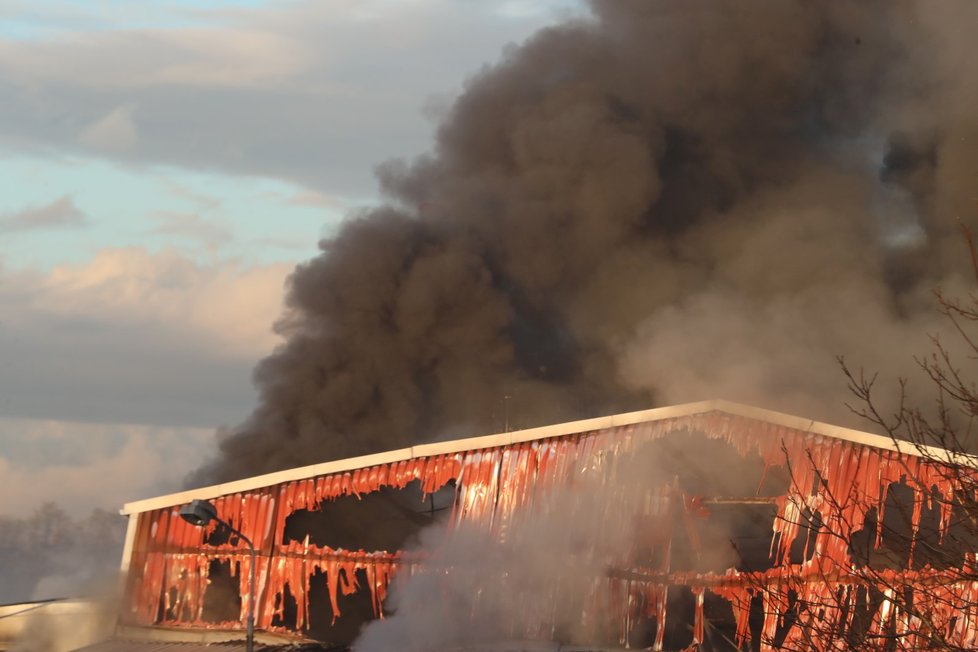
top-left (114, 400), bottom-right (978, 651)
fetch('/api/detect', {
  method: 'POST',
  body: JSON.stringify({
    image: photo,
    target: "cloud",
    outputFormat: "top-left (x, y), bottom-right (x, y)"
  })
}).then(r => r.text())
top-left (148, 210), bottom-right (234, 248)
top-left (0, 195), bottom-right (89, 232)
top-left (284, 188), bottom-right (347, 210)
top-left (0, 0), bottom-right (580, 196)
top-left (0, 247), bottom-right (291, 426)
top-left (0, 27), bottom-right (307, 89)
top-left (0, 417), bottom-right (217, 515)
top-left (153, 28), bottom-right (309, 86)
top-left (35, 246), bottom-right (290, 356)
top-left (158, 176), bottom-right (222, 210)
top-left (77, 105), bottom-right (138, 151)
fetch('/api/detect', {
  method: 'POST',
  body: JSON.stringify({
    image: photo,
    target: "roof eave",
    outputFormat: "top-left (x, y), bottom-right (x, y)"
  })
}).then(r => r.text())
top-left (121, 399), bottom-right (973, 516)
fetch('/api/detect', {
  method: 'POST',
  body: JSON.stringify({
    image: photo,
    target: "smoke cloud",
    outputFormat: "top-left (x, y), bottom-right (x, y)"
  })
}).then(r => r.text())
top-left (354, 486), bottom-right (630, 651)
top-left (195, 0), bottom-right (978, 484)
top-left (353, 439), bottom-right (693, 651)
top-left (352, 431), bottom-right (771, 651)
top-left (0, 504), bottom-right (127, 603)
top-left (10, 587), bottom-right (121, 652)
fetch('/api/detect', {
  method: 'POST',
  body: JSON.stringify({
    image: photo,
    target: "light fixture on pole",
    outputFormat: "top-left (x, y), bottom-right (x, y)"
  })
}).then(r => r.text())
top-left (179, 499), bottom-right (256, 652)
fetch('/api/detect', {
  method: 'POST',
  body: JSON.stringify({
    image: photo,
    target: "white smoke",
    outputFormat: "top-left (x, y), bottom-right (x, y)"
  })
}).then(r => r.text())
top-left (353, 436), bottom-right (737, 651)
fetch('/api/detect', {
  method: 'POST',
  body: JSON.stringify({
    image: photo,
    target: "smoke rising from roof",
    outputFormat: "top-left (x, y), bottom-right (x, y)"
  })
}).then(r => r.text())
top-left (194, 0), bottom-right (978, 484)
top-left (352, 431), bottom-right (770, 651)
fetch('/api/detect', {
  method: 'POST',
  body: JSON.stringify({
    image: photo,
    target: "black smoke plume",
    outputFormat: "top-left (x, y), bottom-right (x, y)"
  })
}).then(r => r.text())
top-left (194, 0), bottom-right (978, 484)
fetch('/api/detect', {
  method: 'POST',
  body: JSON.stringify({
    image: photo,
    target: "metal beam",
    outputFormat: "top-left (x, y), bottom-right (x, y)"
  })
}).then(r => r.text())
top-left (121, 399), bottom-right (964, 516)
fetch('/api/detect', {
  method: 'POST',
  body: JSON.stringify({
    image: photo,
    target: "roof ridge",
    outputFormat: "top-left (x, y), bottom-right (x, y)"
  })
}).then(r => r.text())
top-left (120, 399), bottom-right (972, 516)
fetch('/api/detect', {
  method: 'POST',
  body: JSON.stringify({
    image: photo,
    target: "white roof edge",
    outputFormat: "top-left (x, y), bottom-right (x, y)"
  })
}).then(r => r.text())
top-left (121, 399), bottom-right (969, 516)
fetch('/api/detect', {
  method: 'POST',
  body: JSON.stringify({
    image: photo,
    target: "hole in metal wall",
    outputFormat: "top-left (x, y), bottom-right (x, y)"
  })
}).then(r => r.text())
top-left (282, 479), bottom-right (456, 551)
top-left (270, 583), bottom-right (298, 631)
top-left (201, 559), bottom-right (242, 624)
top-left (306, 567), bottom-right (376, 645)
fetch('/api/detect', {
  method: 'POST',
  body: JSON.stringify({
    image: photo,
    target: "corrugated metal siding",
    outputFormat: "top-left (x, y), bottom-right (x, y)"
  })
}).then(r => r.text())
top-left (122, 410), bottom-right (978, 650)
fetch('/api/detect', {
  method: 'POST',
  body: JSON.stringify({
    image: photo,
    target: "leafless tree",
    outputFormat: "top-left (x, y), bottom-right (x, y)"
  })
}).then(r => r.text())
top-left (750, 227), bottom-right (978, 652)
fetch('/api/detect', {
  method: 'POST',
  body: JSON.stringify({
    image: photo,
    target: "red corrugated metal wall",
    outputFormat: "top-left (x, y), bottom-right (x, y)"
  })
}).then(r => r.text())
top-left (123, 412), bottom-right (978, 650)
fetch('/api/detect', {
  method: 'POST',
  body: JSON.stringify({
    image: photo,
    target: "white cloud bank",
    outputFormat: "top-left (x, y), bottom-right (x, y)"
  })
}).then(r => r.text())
top-left (0, 417), bottom-right (217, 515)
top-left (0, 247), bottom-right (292, 426)
top-left (22, 245), bottom-right (290, 356)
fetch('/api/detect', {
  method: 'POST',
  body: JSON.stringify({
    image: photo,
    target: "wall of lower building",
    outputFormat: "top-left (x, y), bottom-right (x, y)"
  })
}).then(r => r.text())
top-left (119, 411), bottom-right (977, 650)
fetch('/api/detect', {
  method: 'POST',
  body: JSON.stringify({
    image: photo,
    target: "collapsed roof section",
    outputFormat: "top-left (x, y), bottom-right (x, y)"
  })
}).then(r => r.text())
top-left (117, 400), bottom-right (978, 650)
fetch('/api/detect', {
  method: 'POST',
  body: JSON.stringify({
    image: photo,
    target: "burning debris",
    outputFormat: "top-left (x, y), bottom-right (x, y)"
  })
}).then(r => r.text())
top-left (124, 404), bottom-right (978, 650)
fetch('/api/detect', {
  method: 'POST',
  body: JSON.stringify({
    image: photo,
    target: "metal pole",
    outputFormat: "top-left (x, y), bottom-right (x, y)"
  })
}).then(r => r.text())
top-left (246, 539), bottom-right (255, 652)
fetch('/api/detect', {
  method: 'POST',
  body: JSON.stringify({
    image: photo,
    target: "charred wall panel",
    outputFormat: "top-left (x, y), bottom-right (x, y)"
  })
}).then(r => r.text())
top-left (123, 411), bottom-right (978, 649)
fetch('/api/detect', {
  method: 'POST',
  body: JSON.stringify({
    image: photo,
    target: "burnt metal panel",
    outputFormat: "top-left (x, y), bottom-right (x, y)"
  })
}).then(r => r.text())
top-left (122, 410), bottom-right (978, 649)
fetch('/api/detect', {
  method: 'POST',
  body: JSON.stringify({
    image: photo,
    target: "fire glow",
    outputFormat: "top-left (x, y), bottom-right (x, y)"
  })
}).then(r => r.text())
top-left (123, 409), bottom-right (978, 650)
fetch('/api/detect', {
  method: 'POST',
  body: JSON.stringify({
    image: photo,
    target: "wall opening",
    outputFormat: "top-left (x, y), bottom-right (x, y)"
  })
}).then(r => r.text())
top-left (278, 479), bottom-right (455, 644)
top-left (201, 559), bottom-right (242, 623)
top-left (270, 583), bottom-right (298, 631)
top-left (306, 567), bottom-right (375, 645)
top-left (282, 479), bottom-right (456, 552)
top-left (628, 432), bottom-right (789, 575)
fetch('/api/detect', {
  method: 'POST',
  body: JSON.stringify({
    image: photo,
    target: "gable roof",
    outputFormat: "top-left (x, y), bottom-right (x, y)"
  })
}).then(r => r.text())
top-left (120, 399), bottom-right (964, 516)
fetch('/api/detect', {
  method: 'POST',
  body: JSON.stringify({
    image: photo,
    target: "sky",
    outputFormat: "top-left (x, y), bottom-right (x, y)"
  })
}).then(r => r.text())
top-left (0, 0), bottom-right (585, 516)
